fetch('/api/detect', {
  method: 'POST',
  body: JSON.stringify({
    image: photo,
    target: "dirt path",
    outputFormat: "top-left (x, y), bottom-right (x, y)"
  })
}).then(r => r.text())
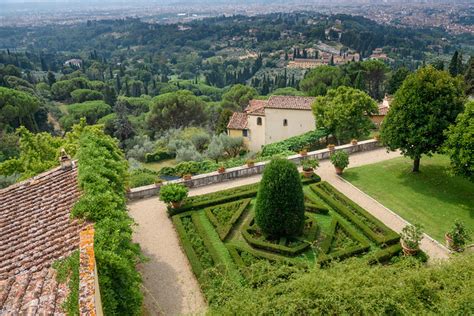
top-left (128, 198), bottom-right (206, 316)
top-left (128, 148), bottom-right (450, 315)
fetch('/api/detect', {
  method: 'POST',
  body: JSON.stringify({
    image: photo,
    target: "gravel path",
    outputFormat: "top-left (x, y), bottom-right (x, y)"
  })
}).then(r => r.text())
top-left (128, 148), bottom-right (450, 315)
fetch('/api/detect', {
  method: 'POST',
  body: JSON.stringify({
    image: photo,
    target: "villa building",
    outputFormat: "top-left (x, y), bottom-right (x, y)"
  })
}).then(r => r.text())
top-left (227, 96), bottom-right (316, 152)
top-left (370, 95), bottom-right (392, 127)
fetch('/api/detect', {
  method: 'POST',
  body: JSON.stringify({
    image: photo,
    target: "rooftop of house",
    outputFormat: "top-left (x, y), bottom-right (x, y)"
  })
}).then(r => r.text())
top-left (376, 95), bottom-right (392, 116)
top-left (227, 96), bottom-right (316, 130)
top-left (0, 162), bottom-right (86, 315)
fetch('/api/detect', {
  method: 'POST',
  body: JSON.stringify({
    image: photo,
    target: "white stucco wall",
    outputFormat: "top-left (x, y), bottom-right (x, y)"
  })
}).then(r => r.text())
top-left (246, 114), bottom-right (266, 152)
top-left (264, 108), bottom-right (316, 145)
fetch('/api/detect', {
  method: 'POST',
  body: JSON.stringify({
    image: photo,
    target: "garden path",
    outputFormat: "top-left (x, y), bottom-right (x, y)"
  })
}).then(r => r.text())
top-left (128, 148), bottom-right (450, 315)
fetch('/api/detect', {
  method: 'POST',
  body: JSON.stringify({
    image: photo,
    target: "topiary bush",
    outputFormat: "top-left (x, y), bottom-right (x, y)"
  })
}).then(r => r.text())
top-left (255, 158), bottom-right (305, 237)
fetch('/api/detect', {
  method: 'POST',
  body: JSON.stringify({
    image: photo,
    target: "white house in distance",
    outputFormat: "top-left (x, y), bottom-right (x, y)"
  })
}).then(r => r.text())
top-left (227, 96), bottom-right (316, 152)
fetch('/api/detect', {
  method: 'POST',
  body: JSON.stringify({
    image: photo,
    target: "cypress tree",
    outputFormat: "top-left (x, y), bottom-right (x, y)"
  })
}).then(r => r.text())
top-left (255, 159), bottom-right (305, 237)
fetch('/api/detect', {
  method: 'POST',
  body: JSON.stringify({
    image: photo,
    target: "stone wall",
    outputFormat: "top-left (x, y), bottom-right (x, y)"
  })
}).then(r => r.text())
top-left (127, 139), bottom-right (381, 200)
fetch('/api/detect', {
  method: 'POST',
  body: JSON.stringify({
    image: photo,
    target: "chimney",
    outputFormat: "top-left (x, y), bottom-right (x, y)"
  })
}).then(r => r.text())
top-left (59, 148), bottom-right (73, 170)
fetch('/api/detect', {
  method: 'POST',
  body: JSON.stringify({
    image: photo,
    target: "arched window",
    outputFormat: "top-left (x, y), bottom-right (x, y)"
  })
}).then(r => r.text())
top-left (283, 119), bottom-right (288, 126)
top-left (257, 117), bottom-right (262, 125)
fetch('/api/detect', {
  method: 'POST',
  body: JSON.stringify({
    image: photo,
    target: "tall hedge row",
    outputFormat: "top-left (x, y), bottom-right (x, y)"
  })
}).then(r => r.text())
top-left (72, 130), bottom-right (143, 315)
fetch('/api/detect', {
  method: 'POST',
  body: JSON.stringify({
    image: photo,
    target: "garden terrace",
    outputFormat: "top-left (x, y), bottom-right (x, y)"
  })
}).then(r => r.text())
top-left (171, 173), bottom-right (402, 295)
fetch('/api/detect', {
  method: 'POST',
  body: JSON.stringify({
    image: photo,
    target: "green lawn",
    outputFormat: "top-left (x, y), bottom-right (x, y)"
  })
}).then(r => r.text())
top-left (343, 155), bottom-right (473, 243)
top-left (142, 159), bottom-right (177, 172)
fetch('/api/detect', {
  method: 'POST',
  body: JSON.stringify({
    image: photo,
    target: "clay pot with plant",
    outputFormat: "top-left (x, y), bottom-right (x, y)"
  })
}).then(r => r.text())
top-left (327, 144), bottom-right (336, 152)
top-left (159, 183), bottom-right (189, 209)
top-left (217, 164), bottom-right (226, 173)
top-left (330, 151), bottom-right (349, 175)
top-left (351, 139), bottom-right (358, 145)
top-left (154, 178), bottom-right (163, 187)
top-left (301, 158), bottom-right (319, 178)
top-left (445, 221), bottom-right (471, 252)
top-left (183, 173), bottom-right (192, 180)
top-left (299, 149), bottom-right (308, 156)
top-left (400, 224), bottom-right (424, 256)
top-left (246, 159), bottom-right (255, 167)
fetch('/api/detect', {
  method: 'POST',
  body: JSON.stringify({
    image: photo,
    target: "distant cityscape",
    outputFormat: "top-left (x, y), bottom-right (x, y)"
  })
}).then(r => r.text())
top-left (0, 1), bottom-right (472, 34)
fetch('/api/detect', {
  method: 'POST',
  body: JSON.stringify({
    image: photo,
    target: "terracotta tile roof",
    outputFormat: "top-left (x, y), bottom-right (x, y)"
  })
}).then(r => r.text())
top-left (266, 96), bottom-right (315, 110)
top-left (0, 164), bottom-right (86, 315)
top-left (377, 106), bottom-right (390, 116)
top-left (227, 112), bottom-right (248, 130)
top-left (245, 99), bottom-right (267, 116)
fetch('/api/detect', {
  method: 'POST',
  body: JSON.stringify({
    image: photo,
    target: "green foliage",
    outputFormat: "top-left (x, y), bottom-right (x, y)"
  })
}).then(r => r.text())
top-left (159, 183), bottom-right (189, 203)
top-left (0, 126), bottom-right (64, 179)
top-left (53, 251), bottom-right (80, 316)
top-left (72, 130), bottom-right (143, 316)
top-left (207, 254), bottom-right (474, 314)
top-left (147, 90), bottom-right (207, 132)
top-left (360, 59), bottom-right (389, 100)
top-left (260, 129), bottom-right (327, 156)
top-left (70, 88), bottom-right (103, 103)
top-left (0, 86), bottom-right (42, 131)
top-left (144, 149), bottom-right (174, 163)
top-left (51, 77), bottom-right (90, 100)
top-left (221, 84), bottom-right (258, 110)
top-left (301, 158), bottom-right (319, 171)
top-left (129, 168), bottom-right (158, 188)
top-left (444, 101), bottom-right (474, 181)
top-left (330, 150), bottom-right (350, 169)
top-left (312, 86), bottom-right (377, 144)
top-left (381, 66), bottom-right (466, 172)
top-left (400, 224), bottom-right (424, 249)
top-left (387, 66), bottom-right (411, 94)
top-left (60, 100), bottom-right (111, 130)
top-left (205, 199), bottom-right (251, 240)
top-left (300, 65), bottom-right (343, 96)
top-left (447, 221), bottom-right (472, 249)
top-left (310, 182), bottom-right (399, 245)
top-left (255, 159), bottom-right (305, 237)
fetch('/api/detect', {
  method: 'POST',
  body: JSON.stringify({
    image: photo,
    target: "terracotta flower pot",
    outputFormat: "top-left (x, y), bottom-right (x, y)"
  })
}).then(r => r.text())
top-left (303, 168), bottom-right (314, 178)
top-left (445, 233), bottom-right (462, 251)
top-left (400, 240), bottom-right (418, 256)
top-left (247, 162), bottom-right (255, 168)
top-left (218, 167), bottom-right (226, 174)
top-left (171, 201), bottom-right (182, 209)
top-left (300, 150), bottom-right (308, 156)
top-left (327, 144), bottom-right (336, 153)
top-left (335, 166), bottom-right (344, 175)
top-left (351, 139), bottom-right (358, 145)
top-left (183, 174), bottom-right (192, 181)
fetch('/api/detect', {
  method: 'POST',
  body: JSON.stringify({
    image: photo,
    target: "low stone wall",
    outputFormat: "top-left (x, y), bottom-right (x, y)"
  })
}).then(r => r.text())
top-left (127, 139), bottom-right (380, 200)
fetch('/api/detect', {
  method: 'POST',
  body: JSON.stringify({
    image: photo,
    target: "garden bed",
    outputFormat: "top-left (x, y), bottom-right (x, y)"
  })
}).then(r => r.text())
top-left (172, 175), bottom-right (402, 296)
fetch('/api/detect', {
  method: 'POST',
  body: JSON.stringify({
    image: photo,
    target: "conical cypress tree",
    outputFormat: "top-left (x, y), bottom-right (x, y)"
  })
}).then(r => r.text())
top-left (255, 159), bottom-right (305, 237)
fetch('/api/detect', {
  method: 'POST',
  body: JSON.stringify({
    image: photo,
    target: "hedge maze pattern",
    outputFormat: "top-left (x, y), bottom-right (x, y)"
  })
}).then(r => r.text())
top-left (172, 175), bottom-right (402, 282)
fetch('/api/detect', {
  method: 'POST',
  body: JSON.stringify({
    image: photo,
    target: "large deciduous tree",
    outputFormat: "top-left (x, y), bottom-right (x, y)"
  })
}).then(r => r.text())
top-left (361, 59), bottom-right (388, 101)
top-left (444, 101), bottom-right (474, 181)
top-left (312, 86), bottom-right (377, 144)
top-left (221, 84), bottom-right (257, 111)
top-left (381, 66), bottom-right (465, 172)
top-left (255, 158), bottom-right (305, 237)
top-left (300, 65), bottom-right (343, 97)
top-left (147, 90), bottom-right (206, 133)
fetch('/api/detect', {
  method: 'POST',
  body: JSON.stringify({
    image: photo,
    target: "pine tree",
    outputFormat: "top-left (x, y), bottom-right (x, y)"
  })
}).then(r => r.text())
top-left (449, 51), bottom-right (460, 76)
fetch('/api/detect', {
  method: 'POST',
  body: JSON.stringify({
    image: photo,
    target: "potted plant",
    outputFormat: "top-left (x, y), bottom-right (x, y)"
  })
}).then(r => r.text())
top-left (351, 139), bottom-right (358, 145)
top-left (327, 144), bottom-right (336, 152)
top-left (154, 178), bottom-right (163, 187)
top-left (246, 159), bottom-right (255, 168)
top-left (373, 133), bottom-right (381, 141)
top-left (301, 158), bottom-right (319, 178)
top-left (299, 149), bottom-right (308, 156)
top-left (217, 164), bottom-right (226, 173)
top-left (400, 224), bottom-right (424, 256)
top-left (445, 221), bottom-right (471, 252)
top-left (159, 183), bottom-right (189, 208)
top-left (182, 173), bottom-right (192, 180)
top-left (330, 151), bottom-right (349, 175)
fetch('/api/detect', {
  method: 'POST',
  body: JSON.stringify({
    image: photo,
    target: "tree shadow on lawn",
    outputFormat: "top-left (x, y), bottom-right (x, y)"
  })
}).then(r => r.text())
top-left (394, 161), bottom-right (474, 221)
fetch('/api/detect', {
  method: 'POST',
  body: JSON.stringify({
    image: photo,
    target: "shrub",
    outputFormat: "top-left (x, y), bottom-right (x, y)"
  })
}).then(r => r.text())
top-left (260, 129), bottom-right (327, 157)
top-left (447, 221), bottom-right (472, 250)
top-left (159, 183), bottom-right (189, 203)
top-left (330, 150), bottom-right (349, 169)
top-left (71, 88), bottom-right (103, 103)
top-left (301, 158), bottom-right (319, 171)
top-left (144, 149), bottom-right (174, 163)
top-left (401, 224), bottom-right (424, 249)
top-left (129, 168), bottom-right (159, 188)
top-left (255, 159), bottom-right (305, 237)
